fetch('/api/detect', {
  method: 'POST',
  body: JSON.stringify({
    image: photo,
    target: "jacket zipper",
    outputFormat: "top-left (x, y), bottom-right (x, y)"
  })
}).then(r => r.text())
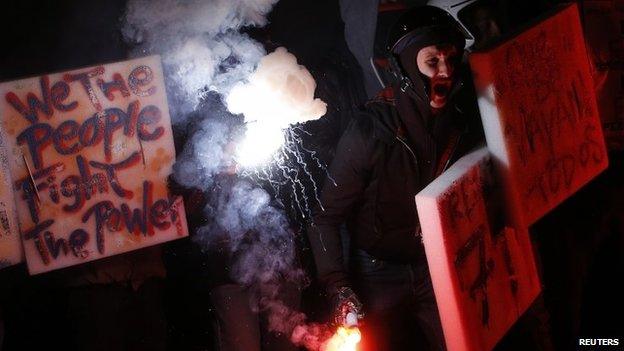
top-left (395, 133), bottom-right (463, 242)
top-left (395, 136), bottom-right (419, 170)
top-left (395, 135), bottom-right (426, 242)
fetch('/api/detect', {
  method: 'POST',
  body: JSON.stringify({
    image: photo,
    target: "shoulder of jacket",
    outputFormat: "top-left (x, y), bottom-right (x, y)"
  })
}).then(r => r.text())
top-left (343, 111), bottom-right (397, 149)
top-left (366, 86), bottom-right (396, 107)
top-left (346, 111), bottom-right (376, 141)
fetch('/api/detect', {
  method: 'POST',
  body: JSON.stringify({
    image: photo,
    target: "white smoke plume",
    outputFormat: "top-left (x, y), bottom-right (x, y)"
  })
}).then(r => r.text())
top-left (227, 47), bottom-right (327, 126)
top-left (123, 0), bottom-right (277, 119)
top-left (195, 177), bottom-right (308, 297)
top-left (123, 0), bottom-right (332, 349)
top-left (227, 47), bottom-right (327, 167)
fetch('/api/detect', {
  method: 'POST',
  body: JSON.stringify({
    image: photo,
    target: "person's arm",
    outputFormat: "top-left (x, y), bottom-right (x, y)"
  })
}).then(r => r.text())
top-left (307, 115), bottom-right (374, 298)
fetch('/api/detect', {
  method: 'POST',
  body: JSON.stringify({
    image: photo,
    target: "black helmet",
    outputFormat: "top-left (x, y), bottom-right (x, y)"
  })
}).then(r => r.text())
top-left (387, 5), bottom-right (466, 55)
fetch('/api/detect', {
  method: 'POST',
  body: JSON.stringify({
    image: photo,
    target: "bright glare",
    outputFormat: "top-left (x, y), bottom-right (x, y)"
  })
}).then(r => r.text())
top-left (323, 327), bottom-right (362, 351)
top-left (226, 47), bottom-right (326, 169)
top-left (235, 122), bottom-right (285, 168)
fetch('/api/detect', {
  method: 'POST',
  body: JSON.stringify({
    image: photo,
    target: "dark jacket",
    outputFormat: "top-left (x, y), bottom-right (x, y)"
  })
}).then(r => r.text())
top-left (308, 73), bottom-right (484, 294)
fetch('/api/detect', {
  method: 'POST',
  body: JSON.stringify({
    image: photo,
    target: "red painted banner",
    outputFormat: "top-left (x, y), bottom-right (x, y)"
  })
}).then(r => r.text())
top-left (416, 148), bottom-right (541, 351)
top-left (0, 56), bottom-right (188, 274)
top-left (469, 4), bottom-right (608, 227)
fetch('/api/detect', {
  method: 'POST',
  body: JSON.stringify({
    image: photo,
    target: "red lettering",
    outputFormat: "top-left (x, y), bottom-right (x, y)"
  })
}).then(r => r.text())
top-left (64, 66), bottom-right (105, 111)
top-left (128, 65), bottom-right (156, 97)
top-left (5, 76), bottom-right (53, 123)
top-left (17, 123), bottom-right (53, 169)
top-left (52, 120), bottom-right (81, 155)
top-left (50, 80), bottom-right (78, 112)
top-left (137, 105), bottom-right (164, 141)
top-left (97, 73), bottom-right (130, 101)
top-left (23, 219), bottom-right (55, 265)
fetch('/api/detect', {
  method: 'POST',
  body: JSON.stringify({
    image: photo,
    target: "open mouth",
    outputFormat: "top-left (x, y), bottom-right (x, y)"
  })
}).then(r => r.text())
top-left (433, 83), bottom-right (449, 96)
top-left (430, 78), bottom-right (452, 108)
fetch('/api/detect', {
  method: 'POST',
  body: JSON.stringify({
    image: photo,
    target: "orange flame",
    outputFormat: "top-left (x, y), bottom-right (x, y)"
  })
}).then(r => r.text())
top-left (323, 327), bottom-right (362, 351)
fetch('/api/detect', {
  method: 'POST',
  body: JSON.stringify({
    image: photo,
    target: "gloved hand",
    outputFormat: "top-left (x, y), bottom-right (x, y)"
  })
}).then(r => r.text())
top-left (331, 286), bottom-right (364, 327)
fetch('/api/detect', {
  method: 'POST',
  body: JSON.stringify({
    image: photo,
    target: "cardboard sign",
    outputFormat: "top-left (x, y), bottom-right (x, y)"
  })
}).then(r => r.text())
top-left (0, 56), bottom-right (188, 274)
top-left (469, 4), bottom-right (608, 227)
top-left (583, 0), bottom-right (624, 151)
top-left (416, 148), bottom-right (541, 351)
top-left (0, 132), bottom-right (23, 269)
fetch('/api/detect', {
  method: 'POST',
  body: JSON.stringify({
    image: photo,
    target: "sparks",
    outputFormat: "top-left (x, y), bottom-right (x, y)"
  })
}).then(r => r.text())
top-left (238, 127), bottom-right (329, 220)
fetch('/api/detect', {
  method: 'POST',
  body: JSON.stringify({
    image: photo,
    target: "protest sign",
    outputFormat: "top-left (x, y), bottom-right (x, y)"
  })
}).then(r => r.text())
top-left (0, 55), bottom-right (188, 274)
top-left (416, 148), bottom-right (541, 351)
top-left (469, 4), bottom-right (608, 227)
top-left (0, 132), bottom-right (22, 269)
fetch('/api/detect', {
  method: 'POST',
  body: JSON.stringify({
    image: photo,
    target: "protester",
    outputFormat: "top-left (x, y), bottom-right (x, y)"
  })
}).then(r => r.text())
top-left (308, 6), bottom-right (484, 351)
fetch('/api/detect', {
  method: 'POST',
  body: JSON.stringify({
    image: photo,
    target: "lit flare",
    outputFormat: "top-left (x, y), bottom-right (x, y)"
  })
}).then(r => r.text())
top-left (323, 327), bottom-right (361, 351)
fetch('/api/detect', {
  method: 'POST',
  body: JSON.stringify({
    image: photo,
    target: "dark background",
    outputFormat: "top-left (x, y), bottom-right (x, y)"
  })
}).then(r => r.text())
top-left (1, 1), bottom-right (622, 350)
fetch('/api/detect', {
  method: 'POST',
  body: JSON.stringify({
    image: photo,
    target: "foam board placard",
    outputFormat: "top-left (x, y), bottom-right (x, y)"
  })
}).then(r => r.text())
top-left (0, 56), bottom-right (188, 274)
top-left (469, 4), bottom-right (608, 226)
top-left (0, 131), bottom-right (23, 269)
top-left (416, 148), bottom-right (540, 351)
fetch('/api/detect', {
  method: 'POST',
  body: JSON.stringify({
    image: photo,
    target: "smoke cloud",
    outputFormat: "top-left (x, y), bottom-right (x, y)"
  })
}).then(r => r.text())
top-left (123, 0), bottom-right (276, 119)
top-left (227, 47), bottom-right (327, 126)
top-left (227, 47), bottom-right (327, 167)
top-left (123, 0), bottom-right (331, 349)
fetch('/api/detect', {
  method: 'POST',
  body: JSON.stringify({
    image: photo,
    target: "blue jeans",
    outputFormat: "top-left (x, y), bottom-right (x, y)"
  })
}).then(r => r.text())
top-left (351, 250), bottom-right (446, 351)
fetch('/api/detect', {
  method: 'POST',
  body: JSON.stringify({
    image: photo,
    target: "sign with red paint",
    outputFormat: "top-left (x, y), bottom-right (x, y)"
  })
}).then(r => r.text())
top-left (469, 4), bottom-right (608, 227)
top-left (416, 148), bottom-right (541, 351)
top-left (0, 55), bottom-right (188, 274)
top-left (0, 133), bottom-right (23, 269)
top-left (583, 0), bottom-right (624, 151)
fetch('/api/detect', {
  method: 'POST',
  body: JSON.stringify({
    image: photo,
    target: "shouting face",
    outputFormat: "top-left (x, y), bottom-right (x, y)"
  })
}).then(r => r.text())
top-left (416, 44), bottom-right (459, 109)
